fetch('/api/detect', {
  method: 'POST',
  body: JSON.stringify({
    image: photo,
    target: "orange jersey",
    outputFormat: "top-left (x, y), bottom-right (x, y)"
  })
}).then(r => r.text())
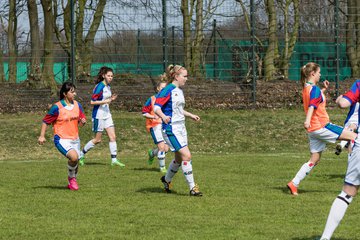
top-left (142, 96), bottom-right (162, 132)
top-left (302, 83), bottom-right (330, 132)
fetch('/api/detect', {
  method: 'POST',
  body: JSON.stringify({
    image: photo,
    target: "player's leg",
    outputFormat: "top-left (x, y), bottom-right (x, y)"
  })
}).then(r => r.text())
top-left (321, 148), bottom-right (360, 239)
top-left (321, 184), bottom-right (358, 239)
top-left (67, 149), bottom-right (80, 190)
top-left (79, 118), bottom-right (104, 165)
top-left (105, 125), bottom-right (125, 167)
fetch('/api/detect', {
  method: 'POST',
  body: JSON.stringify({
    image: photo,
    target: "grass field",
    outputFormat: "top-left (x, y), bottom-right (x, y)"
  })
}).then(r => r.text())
top-left (1, 108), bottom-right (359, 240)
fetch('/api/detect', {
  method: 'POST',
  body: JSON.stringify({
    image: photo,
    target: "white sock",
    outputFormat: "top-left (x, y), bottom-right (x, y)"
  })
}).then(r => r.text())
top-left (321, 191), bottom-right (352, 239)
top-left (109, 141), bottom-right (117, 162)
top-left (152, 148), bottom-right (159, 157)
top-left (82, 140), bottom-right (95, 156)
top-left (165, 159), bottom-right (180, 183)
top-left (292, 161), bottom-right (315, 186)
top-left (340, 140), bottom-right (349, 148)
top-left (157, 151), bottom-right (166, 168)
top-left (181, 160), bottom-right (195, 190)
top-left (68, 163), bottom-right (78, 178)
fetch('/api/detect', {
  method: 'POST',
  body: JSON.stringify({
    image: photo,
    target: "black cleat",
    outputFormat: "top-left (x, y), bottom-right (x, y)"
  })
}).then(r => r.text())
top-left (335, 144), bottom-right (342, 155)
top-left (189, 184), bottom-right (203, 197)
top-left (161, 176), bottom-right (172, 193)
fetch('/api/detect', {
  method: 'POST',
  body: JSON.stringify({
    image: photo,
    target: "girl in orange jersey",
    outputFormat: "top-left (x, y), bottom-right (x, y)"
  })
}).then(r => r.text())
top-left (287, 62), bottom-right (357, 196)
top-left (38, 82), bottom-right (86, 191)
top-left (142, 76), bottom-right (169, 173)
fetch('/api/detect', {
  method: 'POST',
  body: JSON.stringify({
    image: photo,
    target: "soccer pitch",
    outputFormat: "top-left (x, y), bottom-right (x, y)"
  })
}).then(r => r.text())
top-left (0, 109), bottom-right (358, 239)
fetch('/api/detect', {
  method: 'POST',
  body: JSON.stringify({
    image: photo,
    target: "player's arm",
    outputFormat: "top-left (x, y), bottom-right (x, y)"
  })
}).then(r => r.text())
top-left (154, 106), bottom-right (170, 124)
top-left (184, 110), bottom-right (200, 122)
top-left (336, 95), bottom-right (352, 109)
top-left (78, 102), bottom-right (87, 126)
top-left (90, 85), bottom-right (112, 105)
top-left (304, 106), bottom-right (314, 129)
top-left (142, 98), bottom-right (158, 119)
top-left (38, 122), bottom-right (48, 145)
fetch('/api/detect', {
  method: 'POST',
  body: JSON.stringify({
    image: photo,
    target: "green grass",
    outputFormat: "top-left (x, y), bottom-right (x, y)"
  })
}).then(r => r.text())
top-left (0, 108), bottom-right (359, 239)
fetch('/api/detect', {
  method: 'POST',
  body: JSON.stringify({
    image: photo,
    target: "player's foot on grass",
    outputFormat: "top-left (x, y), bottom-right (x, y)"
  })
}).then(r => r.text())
top-left (148, 149), bottom-right (154, 165)
top-left (335, 144), bottom-right (342, 155)
top-left (161, 176), bottom-right (172, 193)
top-left (111, 159), bottom-right (125, 167)
top-left (287, 181), bottom-right (298, 196)
top-left (78, 156), bottom-right (85, 166)
top-left (68, 177), bottom-right (79, 191)
top-left (190, 184), bottom-right (203, 197)
top-left (160, 166), bottom-right (167, 173)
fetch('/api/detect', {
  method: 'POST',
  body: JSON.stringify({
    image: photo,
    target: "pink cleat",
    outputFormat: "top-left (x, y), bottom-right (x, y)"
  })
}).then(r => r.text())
top-left (68, 177), bottom-right (79, 191)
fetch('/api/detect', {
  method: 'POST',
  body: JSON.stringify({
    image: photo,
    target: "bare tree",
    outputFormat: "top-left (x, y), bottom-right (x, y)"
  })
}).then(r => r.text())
top-left (41, 0), bottom-right (57, 93)
top-left (0, 17), bottom-right (5, 83)
top-left (54, 0), bottom-right (107, 82)
top-left (346, 0), bottom-right (360, 77)
top-left (263, 0), bottom-right (299, 81)
top-left (8, 0), bottom-right (17, 83)
top-left (27, 0), bottom-right (44, 87)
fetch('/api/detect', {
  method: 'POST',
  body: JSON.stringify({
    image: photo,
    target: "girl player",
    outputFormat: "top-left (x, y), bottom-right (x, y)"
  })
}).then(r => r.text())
top-left (38, 82), bottom-right (86, 191)
top-left (142, 77), bottom-right (169, 173)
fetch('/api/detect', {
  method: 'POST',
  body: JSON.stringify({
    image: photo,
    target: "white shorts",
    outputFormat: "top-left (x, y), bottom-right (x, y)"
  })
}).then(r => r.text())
top-left (308, 123), bottom-right (343, 153)
top-left (54, 135), bottom-right (81, 158)
top-left (92, 117), bottom-right (114, 132)
top-left (150, 124), bottom-right (164, 144)
top-left (162, 123), bottom-right (188, 152)
top-left (345, 146), bottom-right (360, 186)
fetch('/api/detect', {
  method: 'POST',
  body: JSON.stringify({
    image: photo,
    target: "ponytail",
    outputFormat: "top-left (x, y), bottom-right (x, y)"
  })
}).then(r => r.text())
top-left (300, 62), bottom-right (320, 88)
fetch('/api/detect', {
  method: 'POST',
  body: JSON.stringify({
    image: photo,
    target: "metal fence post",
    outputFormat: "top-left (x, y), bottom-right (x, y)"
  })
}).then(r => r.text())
top-left (172, 26), bottom-right (175, 65)
top-left (213, 19), bottom-right (217, 79)
top-left (250, 0), bottom-right (256, 104)
top-left (137, 29), bottom-right (140, 74)
top-left (334, 0), bottom-right (339, 97)
top-left (162, 0), bottom-right (168, 71)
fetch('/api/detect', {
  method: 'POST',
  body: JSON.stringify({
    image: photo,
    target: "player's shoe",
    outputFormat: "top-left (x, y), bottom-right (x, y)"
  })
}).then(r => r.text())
top-left (148, 149), bottom-right (155, 165)
top-left (68, 177), bottom-right (79, 191)
top-left (78, 156), bottom-right (85, 166)
top-left (160, 166), bottom-right (167, 173)
top-left (335, 144), bottom-right (342, 155)
top-left (160, 176), bottom-right (172, 193)
top-left (287, 181), bottom-right (298, 196)
top-left (111, 159), bottom-right (125, 167)
top-left (189, 184), bottom-right (203, 197)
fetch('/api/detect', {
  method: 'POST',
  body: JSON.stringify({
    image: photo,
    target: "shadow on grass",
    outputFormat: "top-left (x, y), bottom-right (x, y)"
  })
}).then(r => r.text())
top-left (133, 167), bottom-right (160, 172)
top-left (292, 236), bottom-right (352, 240)
top-left (274, 186), bottom-right (329, 195)
top-left (81, 162), bottom-right (107, 166)
top-left (326, 174), bottom-right (345, 180)
top-left (136, 187), bottom-right (188, 196)
top-left (33, 185), bottom-right (68, 190)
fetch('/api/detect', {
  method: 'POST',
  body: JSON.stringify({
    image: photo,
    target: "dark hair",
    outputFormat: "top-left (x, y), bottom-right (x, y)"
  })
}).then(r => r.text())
top-left (95, 66), bottom-right (113, 84)
top-left (300, 62), bottom-right (320, 88)
top-left (59, 82), bottom-right (76, 100)
top-left (165, 64), bottom-right (186, 84)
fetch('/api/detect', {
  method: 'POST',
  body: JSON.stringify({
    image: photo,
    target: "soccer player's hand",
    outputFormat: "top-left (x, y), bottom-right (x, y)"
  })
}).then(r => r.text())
top-left (323, 80), bottom-right (329, 89)
top-left (38, 136), bottom-right (46, 145)
top-left (162, 115), bottom-right (171, 124)
top-left (191, 114), bottom-right (200, 122)
top-left (304, 121), bottom-right (311, 129)
top-left (111, 94), bottom-right (118, 101)
top-left (79, 118), bottom-right (86, 126)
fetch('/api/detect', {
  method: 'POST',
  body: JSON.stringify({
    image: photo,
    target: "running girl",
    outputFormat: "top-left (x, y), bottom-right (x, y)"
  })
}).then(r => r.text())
top-left (38, 82), bottom-right (86, 191)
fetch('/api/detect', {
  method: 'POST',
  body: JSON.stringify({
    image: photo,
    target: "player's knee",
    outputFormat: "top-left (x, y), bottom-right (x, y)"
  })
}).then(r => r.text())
top-left (93, 139), bottom-right (102, 144)
top-left (109, 136), bottom-right (116, 142)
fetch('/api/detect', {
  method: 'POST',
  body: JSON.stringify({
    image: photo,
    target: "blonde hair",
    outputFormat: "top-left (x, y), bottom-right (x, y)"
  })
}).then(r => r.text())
top-left (165, 64), bottom-right (186, 84)
top-left (155, 73), bottom-right (168, 93)
top-left (300, 62), bottom-right (320, 88)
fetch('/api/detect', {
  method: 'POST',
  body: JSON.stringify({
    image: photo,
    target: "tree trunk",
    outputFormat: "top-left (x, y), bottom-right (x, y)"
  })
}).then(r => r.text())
top-left (346, 0), bottom-right (360, 77)
top-left (191, 0), bottom-right (205, 80)
top-left (8, 0), bottom-right (17, 83)
top-left (181, 0), bottom-right (192, 70)
top-left (264, 0), bottom-right (277, 81)
top-left (27, 0), bottom-right (44, 87)
top-left (0, 42), bottom-right (4, 83)
top-left (41, 0), bottom-right (57, 94)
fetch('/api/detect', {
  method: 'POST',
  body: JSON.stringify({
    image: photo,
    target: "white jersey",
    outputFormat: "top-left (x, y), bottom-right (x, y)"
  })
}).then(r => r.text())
top-left (91, 81), bottom-right (112, 119)
top-left (154, 83), bottom-right (185, 126)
